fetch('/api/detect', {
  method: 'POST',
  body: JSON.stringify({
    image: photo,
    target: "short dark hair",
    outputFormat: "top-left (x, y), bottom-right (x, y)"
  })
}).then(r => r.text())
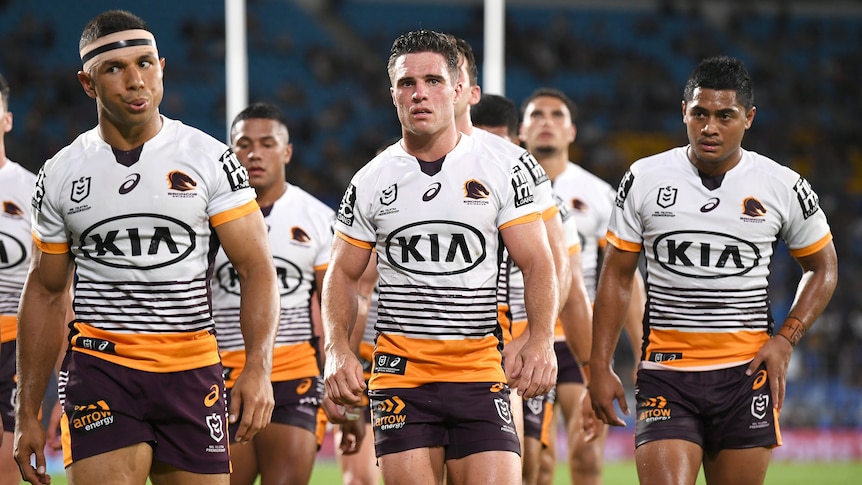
top-left (0, 73), bottom-right (9, 111)
top-left (521, 87), bottom-right (578, 122)
top-left (387, 30), bottom-right (459, 84)
top-left (446, 35), bottom-right (478, 87)
top-left (684, 56), bottom-right (754, 110)
top-left (230, 102), bottom-right (290, 142)
top-left (80, 10), bottom-right (151, 52)
top-left (472, 94), bottom-right (519, 138)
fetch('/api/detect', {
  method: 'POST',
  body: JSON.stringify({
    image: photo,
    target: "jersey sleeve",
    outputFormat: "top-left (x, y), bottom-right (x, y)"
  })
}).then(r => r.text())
top-left (206, 148), bottom-right (258, 225)
top-left (781, 175), bottom-right (832, 257)
top-left (607, 168), bottom-right (644, 252)
top-left (595, 186), bottom-right (616, 244)
top-left (30, 164), bottom-right (71, 253)
top-left (497, 158), bottom-right (541, 228)
top-left (334, 168), bottom-right (376, 245)
top-left (314, 215), bottom-right (336, 269)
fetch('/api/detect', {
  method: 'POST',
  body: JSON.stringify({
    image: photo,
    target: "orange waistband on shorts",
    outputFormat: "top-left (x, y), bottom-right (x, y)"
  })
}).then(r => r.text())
top-left (69, 322), bottom-right (220, 373)
top-left (0, 315), bottom-right (17, 343)
top-left (220, 343), bottom-right (319, 388)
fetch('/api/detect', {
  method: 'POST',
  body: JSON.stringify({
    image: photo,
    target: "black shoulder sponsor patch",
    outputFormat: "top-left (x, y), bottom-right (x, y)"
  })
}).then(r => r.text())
top-left (219, 149), bottom-right (250, 192)
top-left (511, 164), bottom-right (534, 208)
top-left (793, 176), bottom-right (820, 220)
top-left (615, 170), bottom-right (635, 209)
top-left (31, 167), bottom-right (46, 212)
top-left (337, 183), bottom-right (357, 226)
top-left (518, 151), bottom-right (549, 186)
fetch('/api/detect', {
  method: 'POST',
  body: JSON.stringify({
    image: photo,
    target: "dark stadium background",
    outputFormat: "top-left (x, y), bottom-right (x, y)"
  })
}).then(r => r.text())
top-left (1, 0), bottom-right (859, 463)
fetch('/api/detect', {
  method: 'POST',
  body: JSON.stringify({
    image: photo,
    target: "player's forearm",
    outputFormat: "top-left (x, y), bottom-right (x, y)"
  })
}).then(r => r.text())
top-left (544, 217), bottom-right (572, 304)
top-left (238, 267), bottom-right (279, 373)
top-left (16, 286), bottom-right (68, 418)
top-left (780, 245), bottom-right (838, 346)
top-left (592, 272), bottom-right (634, 368)
top-left (322, 269), bottom-right (360, 355)
top-left (522, 259), bottom-right (559, 343)
top-left (623, 270), bottom-right (646, 361)
top-left (559, 276), bottom-right (593, 362)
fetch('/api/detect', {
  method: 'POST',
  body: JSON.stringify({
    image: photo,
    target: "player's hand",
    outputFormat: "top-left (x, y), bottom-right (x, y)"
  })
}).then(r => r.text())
top-left (501, 332), bottom-right (527, 376)
top-left (508, 337), bottom-right (557, 399)
top-left (14, 415), bottom-right (51, 484)
top-left (589, 363), bottom-right (628, 427)
top-left (46, 401), bottom-right (63, 451)
top-left (336, 419), bottom-right (366, 455)
top-left (321, 394), bottom-right (364, 425)
top-left (747, 336), bottom-right (793, 411)
top-left (580, 390), bottom-right (604, 442)
top-left (324, 346), bottom-right (366, 407)
top-left (229, 366), bottom-right (274, 444)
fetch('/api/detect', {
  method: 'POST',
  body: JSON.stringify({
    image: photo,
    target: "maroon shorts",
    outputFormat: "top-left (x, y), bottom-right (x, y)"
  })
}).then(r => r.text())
top-left (555, 341), bottom-right (584, 385)
top-left (59, 351), bottom-right (229, 473)
top-left (227, 376), bottom-right (323, 441)
top-left (523, 387), bottom-right (555, 447)
top-left (370, 382), bottom-right (520, 460)
top-left (635, 364), bottom-right (781, 451)
top-left (0, 340), bottom-right (15, 432)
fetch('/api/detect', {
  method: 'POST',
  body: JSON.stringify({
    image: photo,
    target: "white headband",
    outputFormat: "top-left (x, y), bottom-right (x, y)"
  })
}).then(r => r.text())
top-left (80, 29), bottom-right (158, 72)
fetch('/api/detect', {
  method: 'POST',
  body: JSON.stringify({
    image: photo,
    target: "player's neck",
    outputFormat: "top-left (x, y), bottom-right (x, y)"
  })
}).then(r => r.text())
top-left (254, 181), bottom-right (287, 209)
top-left (533, 151), bottom-right (569, 181)
top-left (99, 113), bottom-right (163, 151)
top-left (402, 126), bottom-right (460, 161)
top-left (455, 113), bottom-right (472, 135)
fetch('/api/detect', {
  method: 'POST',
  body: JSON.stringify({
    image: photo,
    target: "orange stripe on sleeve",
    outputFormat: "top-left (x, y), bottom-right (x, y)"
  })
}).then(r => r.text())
top-left (788, 232), bottom-right (832, 258)
top-left (335, 231), bottom-right (374, 250)
top-left (568, 242), bottom-right (582, 255)
top-left (541, 205), bottom-right (560, 221)
top-left (210, 200), bottom-right (260, 227)
top-left (32, 233), bottom-right (70, 254)
top-left (499, 212), bottom-right (541, 231)
top-left (606, 230), bottom-right (642, 253)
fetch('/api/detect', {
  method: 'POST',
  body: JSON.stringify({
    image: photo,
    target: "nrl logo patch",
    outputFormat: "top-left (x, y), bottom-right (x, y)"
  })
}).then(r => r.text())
top-left (71, 176), bottom-right (91, 203)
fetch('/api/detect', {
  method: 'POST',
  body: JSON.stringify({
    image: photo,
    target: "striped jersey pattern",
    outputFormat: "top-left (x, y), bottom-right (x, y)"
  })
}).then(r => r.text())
top-left (608, 146), bottom-right (832, 371)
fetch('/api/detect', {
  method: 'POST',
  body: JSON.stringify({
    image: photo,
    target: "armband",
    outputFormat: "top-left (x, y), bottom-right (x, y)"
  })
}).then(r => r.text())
top-left (776, 317), bottom-right (806, 347)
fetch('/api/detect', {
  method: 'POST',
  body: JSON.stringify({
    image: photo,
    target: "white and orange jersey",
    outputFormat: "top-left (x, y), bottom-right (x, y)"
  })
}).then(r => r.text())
top-left (608, 146), bottom-right (832, 371)
top-left (469, 128), bottom-right (562, 345)
top-left (0, 159), bottom-right (37, 342)
top-left (31, 117), bottom-right (257, 339)
top-left (334, 134), bottom-right (541, 389)
top-left (508, 192), bottom-right (581, 342)
top-left (212, 183), bottom-right (333, 385)
top-left (552, 162), bottom-right (616, 300)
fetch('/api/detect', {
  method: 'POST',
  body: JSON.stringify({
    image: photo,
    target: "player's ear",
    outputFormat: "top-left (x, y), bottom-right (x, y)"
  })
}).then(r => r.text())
top-left (77, 71), bottom-right (97, 99)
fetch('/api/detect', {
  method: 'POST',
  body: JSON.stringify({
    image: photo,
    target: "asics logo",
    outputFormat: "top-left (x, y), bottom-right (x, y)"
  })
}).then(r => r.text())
top-left (204, 384), bottom-right (220, 407)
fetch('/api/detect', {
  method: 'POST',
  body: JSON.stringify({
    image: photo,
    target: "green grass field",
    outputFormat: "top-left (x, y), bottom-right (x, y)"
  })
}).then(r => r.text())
top-left (36, 459), bottom-right (862, 484)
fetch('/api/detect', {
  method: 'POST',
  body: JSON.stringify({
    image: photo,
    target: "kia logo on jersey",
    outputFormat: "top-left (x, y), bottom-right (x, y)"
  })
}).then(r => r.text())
top-left (216, 256), bottom-right (302, 296)
top-left (385, 220), bottom-right (486, 275)
top-left (0, 231), bottom-right (27, 269)
top-left (78, 214), bottom-right (196, 269)
top-left (653, 230), bottom-right (760, 278)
